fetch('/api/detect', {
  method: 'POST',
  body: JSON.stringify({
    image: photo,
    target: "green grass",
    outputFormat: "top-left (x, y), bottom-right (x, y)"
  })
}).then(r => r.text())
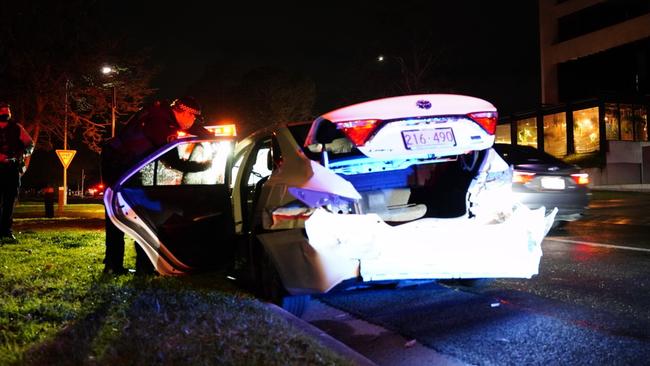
top-left (0, 222), bottom-right (351, 365)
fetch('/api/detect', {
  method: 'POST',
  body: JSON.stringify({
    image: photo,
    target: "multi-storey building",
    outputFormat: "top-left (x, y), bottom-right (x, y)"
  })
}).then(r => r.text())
top-left (496, 0), bottom-right (650, 184)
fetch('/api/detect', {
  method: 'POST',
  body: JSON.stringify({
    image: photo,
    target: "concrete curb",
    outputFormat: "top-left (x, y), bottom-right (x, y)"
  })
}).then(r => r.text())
top-left (265, 303), bottom-right (377, 366)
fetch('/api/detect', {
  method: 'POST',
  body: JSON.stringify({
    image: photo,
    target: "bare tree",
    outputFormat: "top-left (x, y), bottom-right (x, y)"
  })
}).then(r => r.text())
top-left (235, 67), bottom-right (316, 136)
top-left (0, 1), bottom-right (157, 157)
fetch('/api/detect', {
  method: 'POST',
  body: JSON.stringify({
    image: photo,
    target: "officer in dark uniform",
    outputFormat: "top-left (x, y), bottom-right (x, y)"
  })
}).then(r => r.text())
top-left (0, 102), bottom-right (34, 243)
top-left (101, 96), bottom-right (212, 274)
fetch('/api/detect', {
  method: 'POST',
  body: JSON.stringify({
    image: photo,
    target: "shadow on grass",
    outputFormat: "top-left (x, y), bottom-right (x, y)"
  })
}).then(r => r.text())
top-left (21, 279), bottom-right (120, 366)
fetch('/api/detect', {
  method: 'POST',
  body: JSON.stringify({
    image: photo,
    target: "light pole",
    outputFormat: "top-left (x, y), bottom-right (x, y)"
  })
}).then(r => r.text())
top-left (101, 65), bottom-right (117, 137)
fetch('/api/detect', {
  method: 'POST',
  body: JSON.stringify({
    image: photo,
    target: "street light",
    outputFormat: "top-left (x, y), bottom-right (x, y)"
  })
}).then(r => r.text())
top-left (101, 65), bottom-right (117, 137)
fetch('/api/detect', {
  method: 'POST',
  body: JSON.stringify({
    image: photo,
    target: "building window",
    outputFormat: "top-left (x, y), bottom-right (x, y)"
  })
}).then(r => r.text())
top-left (620, 104), bottom-right (636, 141)
top-left (573, 107), bottom-right (600, 153)
top-left (604, 103), bottom-right (620, 140)
top-left (634, 106), bottom-right (648, 142)
top-left (495, 124), bottom-right (511, 144)
top-left (516, 117), bottom-right (537, 148)
top-left (543, 112), bottom-right (567, 157)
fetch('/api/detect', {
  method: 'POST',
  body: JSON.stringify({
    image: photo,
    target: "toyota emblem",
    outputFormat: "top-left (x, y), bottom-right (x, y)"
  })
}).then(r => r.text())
top-left (416, 100), bottom-right (432, 109)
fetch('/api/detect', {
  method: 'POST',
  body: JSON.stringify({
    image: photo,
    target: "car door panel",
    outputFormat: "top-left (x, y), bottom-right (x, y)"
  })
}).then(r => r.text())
top-left (107, 137), bottom-right (235, 274)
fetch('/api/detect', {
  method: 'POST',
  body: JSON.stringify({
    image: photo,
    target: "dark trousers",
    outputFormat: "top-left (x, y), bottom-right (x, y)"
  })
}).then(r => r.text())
top-left (104, 212), bottom-right (152, 272)
top-left (101, 150), bottom-right (153, 273)
top-left (0, 168), bottom-right (20, 236)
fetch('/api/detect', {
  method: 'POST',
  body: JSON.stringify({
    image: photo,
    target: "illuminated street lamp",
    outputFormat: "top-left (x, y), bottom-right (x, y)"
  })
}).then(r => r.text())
top-left (101, 65), bottom-right (117, 137)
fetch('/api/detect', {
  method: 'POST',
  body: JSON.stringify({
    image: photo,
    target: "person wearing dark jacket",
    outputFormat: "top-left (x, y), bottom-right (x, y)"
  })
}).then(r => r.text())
top-left (0, 102), bottom-right (34, 243)
top-left (101, 96), bottom-right (211, 275)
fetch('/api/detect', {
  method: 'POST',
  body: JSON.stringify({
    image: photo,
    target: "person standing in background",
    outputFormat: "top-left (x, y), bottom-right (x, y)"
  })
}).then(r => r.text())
top-left (0, 102), bottom-right (34, 243)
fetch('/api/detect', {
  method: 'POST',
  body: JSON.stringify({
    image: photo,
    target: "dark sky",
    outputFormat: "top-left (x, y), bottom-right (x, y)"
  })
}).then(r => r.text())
top-left (20, 1), bottom-right (542, 190)
top-left (108, 1), bottom-right (541, 114)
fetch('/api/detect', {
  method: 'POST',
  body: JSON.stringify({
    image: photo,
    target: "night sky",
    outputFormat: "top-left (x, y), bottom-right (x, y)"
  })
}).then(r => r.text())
top-left (20, 1), bottom-right (542, 190)
top-left (115, 1), bottom-right (540, 113)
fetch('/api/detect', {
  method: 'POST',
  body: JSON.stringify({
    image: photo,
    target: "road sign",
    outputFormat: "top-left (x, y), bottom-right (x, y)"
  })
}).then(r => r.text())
top-left (56, 149), bottom-right (76, 169)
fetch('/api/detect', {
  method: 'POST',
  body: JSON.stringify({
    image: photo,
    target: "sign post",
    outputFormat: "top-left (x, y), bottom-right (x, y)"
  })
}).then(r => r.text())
top-left (55, 149), bottom-right (76, 209)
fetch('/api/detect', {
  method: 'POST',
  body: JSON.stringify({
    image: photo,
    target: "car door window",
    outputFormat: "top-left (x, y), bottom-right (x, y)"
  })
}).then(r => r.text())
top-left (112, 138), bottom-right (236, 271)
top-left (127, 140), bottom-right (232, 187)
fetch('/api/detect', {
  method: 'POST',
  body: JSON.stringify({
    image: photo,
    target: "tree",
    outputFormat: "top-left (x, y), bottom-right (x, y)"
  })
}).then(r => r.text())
top-left (199, 66), bottom-right (316, 137)
top-left (0, 1), bottom-right (157, 156)
top-left (237, 67), bottom-right (316, 135)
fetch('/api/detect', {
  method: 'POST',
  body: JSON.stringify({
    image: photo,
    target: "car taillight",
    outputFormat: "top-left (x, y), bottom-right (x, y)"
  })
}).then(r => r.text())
top-left (335, 119), bottom-right (382, 146)
top-left (513, 171), bottom-right (535, 184)
top-left (468, 112), bottom-right (498, 135)
top-left (571, 173), bottom-right (589, 185)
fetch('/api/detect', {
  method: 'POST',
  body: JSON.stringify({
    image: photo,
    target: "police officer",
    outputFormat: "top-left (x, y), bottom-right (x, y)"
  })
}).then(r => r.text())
top-left (0, 102), bottom-right (34, 243)
top-left (101, 96), bottom-right (212, 275)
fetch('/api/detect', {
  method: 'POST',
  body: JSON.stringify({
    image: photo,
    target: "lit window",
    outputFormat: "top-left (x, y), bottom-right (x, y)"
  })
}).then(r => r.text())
top-left (516, 117), bottom-right (537, 148)
top-left (573, 107), bottom-right (600, 154)
top-left (620, 105), bottom-right (635, 141)
top-left (543, 112), bottom-right (567, 157)
top-left (495, 124), bottom-right (511, 144)
top-left (634, 106), bottom-right (648, 142)
top-left (604, 103), bottom-right (619, 140)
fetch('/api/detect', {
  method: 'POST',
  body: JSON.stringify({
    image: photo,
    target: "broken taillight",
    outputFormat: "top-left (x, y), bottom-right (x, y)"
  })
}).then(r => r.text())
top-left (468, 112), bottom-right (498, 135)
top-left (335, 119), bottom-right (382, 146)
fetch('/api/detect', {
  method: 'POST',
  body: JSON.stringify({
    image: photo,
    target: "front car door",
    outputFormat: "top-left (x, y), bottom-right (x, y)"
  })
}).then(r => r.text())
top-left (105, 136), bottom-right (236, 275)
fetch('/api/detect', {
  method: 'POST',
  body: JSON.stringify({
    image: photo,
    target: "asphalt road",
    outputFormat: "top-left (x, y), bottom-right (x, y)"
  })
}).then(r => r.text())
top-left (303, 191), bottom-right (650, 365)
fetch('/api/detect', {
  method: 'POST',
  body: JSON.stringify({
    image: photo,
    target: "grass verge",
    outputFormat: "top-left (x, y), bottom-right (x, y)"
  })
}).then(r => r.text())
top-left (0, 218), bottom-right (350, 365)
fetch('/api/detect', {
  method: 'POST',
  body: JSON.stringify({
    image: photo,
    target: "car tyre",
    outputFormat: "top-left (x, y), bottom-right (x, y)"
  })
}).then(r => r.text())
top-left (258, 244), bottom-right (309, 317)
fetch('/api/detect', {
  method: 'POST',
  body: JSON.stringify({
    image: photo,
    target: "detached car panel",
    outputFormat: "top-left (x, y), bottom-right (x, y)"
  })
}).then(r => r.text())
top-left (107, 94), bottom-right (556, 299)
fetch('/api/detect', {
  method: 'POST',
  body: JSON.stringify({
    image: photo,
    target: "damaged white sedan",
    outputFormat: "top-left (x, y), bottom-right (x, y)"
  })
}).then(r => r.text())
top-left (105, 94), bottom-right (556, 313)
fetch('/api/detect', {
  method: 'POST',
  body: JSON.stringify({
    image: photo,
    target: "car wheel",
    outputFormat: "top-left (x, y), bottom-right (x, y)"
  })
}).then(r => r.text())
top-left (258, 244), bottom-right (309, 317)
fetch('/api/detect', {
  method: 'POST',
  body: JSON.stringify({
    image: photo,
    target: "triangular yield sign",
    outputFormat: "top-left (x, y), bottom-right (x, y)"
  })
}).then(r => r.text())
top-left (56, 149), bottom-right (77, 169)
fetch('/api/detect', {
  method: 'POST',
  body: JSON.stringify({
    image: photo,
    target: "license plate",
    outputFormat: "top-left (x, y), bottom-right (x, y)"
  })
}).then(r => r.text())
top-left (401, 128), bottom-right (456, 150)
top-left (541, 177), bottom-right (566, 190)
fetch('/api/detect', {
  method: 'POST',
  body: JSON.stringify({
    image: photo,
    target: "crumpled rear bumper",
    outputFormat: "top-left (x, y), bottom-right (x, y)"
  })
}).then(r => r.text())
top-left (258, 204), bottom-right (556, 295)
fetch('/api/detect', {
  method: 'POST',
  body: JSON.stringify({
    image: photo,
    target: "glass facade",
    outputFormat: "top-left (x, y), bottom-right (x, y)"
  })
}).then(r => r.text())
top-left (620, 104), bottom-right (635, 141)
top-left (495, 124), bottom-right (511, 144)
top-left (573, 107), bottom-right (600, 153)
top-left (543, 112), bottom-right (567, 157)
top-left (516, 117), bottom-right (537, 148)
top-left (634, 106), bottom-right (648, 141)
top-left (604, 103), bottom-right (620, 140)
top-left (501, 99), bottom-right (648, 165)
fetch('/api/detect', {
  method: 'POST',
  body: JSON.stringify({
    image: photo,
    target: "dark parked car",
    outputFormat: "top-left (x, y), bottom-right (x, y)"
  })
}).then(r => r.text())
top-left (493, 143), bottom-right (590, 224)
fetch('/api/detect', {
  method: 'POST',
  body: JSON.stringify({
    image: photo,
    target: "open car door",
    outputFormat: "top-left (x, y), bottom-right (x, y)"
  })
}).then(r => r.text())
top-left (104, 136), bottom-right (236, 275)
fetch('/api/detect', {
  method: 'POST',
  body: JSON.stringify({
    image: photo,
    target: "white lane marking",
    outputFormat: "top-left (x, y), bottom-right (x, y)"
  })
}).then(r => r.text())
top-left (546, 237), bottom-right (650, 253)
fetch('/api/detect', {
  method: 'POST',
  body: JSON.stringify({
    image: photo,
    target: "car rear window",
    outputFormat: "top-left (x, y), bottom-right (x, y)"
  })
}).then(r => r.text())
top-left (287, 122), bottom-right (365, 162)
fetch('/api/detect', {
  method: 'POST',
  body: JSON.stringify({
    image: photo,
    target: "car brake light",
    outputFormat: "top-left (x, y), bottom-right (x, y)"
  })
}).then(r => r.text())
top-left (335, 119), bottom-right (381, 146)
top-left (513, 171), bottom-right (535, 184)
top-left (571, 173), bottom-right (589, 185)
top-left (468, 112), bottom-right (498, 135)
top-left (176, 131), bottom-right (188, 138)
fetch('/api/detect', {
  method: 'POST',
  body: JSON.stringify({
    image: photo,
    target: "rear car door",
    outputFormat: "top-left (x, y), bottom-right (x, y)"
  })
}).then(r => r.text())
top-left (105, 136), bottom-right (236, 275)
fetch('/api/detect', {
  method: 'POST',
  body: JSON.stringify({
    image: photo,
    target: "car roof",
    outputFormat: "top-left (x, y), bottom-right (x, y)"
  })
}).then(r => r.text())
top-left (493, 143), bottom-right (572, 167)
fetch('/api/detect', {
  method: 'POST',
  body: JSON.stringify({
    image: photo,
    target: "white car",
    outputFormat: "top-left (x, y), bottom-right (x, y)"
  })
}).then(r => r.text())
top-left (105, 94), bottom-right (556, 314)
